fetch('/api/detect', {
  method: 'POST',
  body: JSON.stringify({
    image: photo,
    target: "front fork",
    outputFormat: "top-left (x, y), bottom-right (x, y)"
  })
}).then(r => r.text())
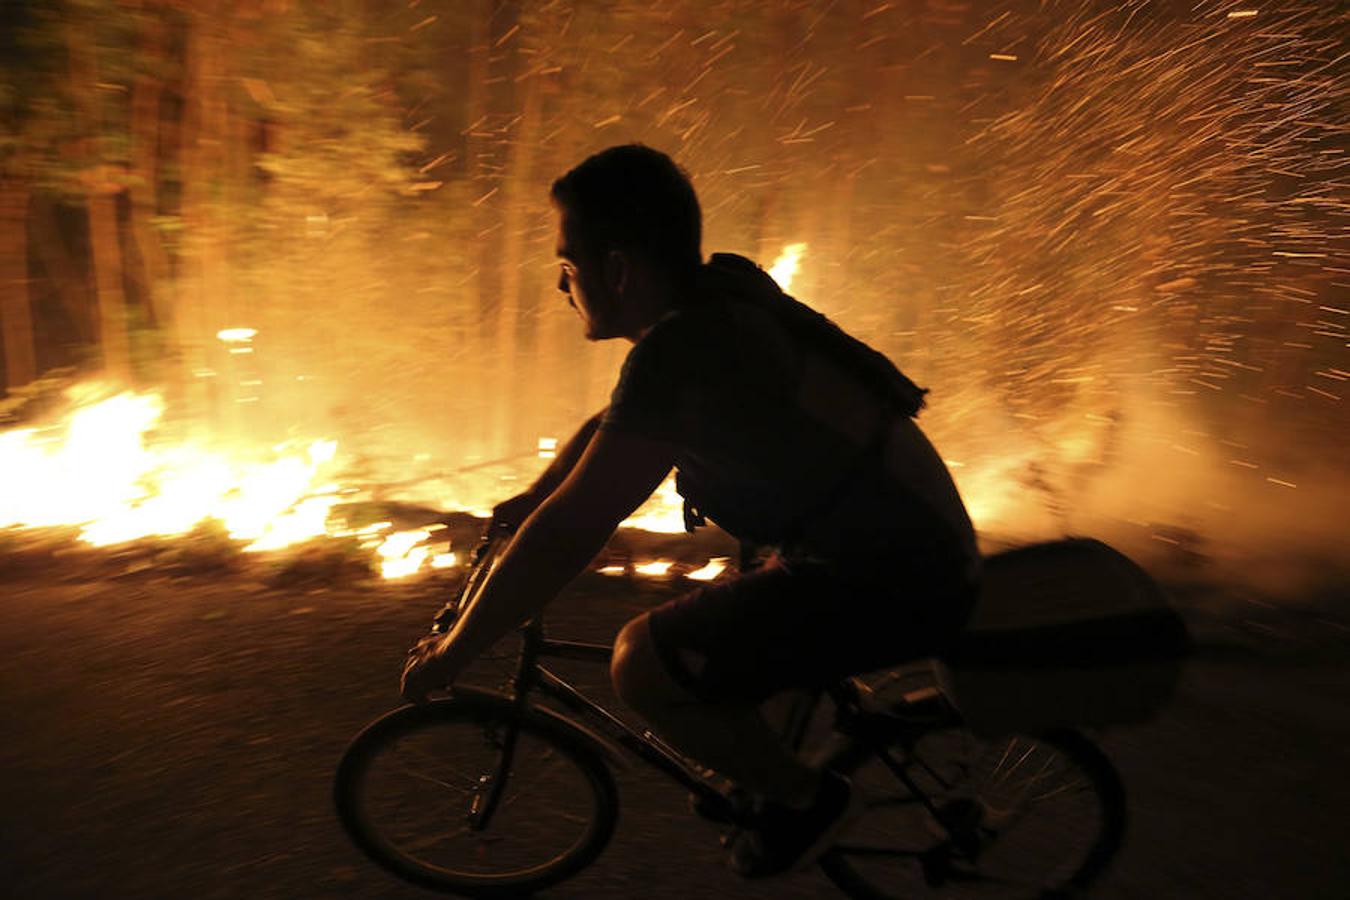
top-left (465, 617), bottom-right (542, 832)
top-left (466, 718), bottom-right (522, 831)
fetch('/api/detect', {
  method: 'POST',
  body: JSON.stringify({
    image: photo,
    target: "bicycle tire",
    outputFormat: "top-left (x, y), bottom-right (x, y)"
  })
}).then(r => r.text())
top-left (334, 690), bottom-right (619, 897)
top-left (820, 727), bottom-right (1126, 899)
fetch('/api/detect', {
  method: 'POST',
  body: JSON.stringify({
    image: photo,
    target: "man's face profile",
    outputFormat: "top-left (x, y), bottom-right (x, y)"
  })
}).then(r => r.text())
top-left (555, 211), bottom-right (614, 341)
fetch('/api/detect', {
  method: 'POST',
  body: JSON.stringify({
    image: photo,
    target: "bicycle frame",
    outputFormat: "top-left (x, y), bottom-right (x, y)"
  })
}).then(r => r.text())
top-left (478, 617), bottom-right (722, 822)
top-left (447, 528), bottom-right (957, 834)
top-left (442, 530), bottom-right (728, 828)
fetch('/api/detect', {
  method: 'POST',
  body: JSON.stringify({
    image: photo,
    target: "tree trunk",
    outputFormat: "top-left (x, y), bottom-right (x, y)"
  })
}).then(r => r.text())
top-left (177, 7), bottom-right (230, 427)
top-left (489, 66), bottom-right (541, 456)
top-left (88, 186), bottom-right (132, 381)
top-left (29, 195), bottom-right (96, 345)
top-left (0, 182), bottom-right (36, 392)
top-left (128, 7), bottom-right (173, 335)
top-left (463, 0), bottom-right (497, 461)
top-left (65, 20), bottom-right (133, 383)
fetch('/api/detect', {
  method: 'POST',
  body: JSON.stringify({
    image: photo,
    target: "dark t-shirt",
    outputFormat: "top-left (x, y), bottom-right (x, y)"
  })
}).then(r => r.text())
top-left (601, 262), bottom-right (977, 579)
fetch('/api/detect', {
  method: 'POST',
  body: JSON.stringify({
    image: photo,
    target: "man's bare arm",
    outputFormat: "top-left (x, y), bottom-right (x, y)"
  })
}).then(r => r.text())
top-left (493, 409), bottom-right (606, 528)
top-left (403, 426), bottom-right (674, 700)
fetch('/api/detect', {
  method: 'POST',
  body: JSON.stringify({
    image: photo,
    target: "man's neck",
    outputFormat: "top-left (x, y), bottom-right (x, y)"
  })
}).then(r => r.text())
top-left (622, 278), bottom-right (681, 342)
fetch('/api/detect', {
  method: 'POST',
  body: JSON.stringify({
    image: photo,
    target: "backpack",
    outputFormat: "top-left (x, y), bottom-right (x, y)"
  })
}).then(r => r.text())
top-left (700, 253), bottom-right (928, 418)
top-left (677, 253), bottom-right (928, 535)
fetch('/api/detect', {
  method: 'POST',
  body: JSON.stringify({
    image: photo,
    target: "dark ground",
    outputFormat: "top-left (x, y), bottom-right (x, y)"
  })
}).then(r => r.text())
top-left (1, 535), bottom-right (1348, 900)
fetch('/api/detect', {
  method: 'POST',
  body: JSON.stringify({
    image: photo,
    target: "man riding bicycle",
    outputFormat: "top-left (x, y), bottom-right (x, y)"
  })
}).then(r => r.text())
top-left (402, 144), bottom-right (980, 877)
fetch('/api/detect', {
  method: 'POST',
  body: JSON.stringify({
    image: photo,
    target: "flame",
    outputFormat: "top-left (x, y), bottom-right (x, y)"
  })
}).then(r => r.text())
top-left (1, 388), bottom-right (359, 557)
top-left (0, 387), bottom-right (482, 580)
top-left (1, 390), bottom-right (336, 547)
top-left (1, 377), bottom-right (1040, 585)
top-left (0, 386), bottom-right (719, 582)
top-left (768, 243), bottom-right (807, 293)
top-left (376, 528), bottom-right (434, 579)
top-left (686, 557), bottom-right (728, 581)
top-left (620, 474), bottom-right (688, 533)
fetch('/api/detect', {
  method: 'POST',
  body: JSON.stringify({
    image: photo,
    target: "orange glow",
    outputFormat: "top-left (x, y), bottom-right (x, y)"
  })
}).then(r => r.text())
top-left (0, 361), bottom-right (1093, 585)
top-left (0, 386), bottom-right (464, 579)
top-left (0, 389), bottom-right (341, 550)
top-left (0, 384), bottom-right (716, 578)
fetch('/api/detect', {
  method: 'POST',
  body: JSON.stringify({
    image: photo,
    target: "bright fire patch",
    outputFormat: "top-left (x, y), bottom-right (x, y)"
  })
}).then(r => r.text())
top-left (0, 389), bottom-right (343, 552)
top-left (685, 557), bottom-right (728, 581)
top-left (0, 386), bottom-right (471, 580)
top-left (619, 474), bottom-right (688, 534)
top-left (768, 243), bottom-right (807, 293)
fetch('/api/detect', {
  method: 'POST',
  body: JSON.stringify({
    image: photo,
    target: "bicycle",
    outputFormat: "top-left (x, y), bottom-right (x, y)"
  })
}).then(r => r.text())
top-left (334, 527), bottom-right (1128, 898)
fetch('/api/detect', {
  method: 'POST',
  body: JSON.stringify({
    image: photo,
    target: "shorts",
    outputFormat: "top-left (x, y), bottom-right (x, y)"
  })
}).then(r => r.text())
top-left (646, 554), bottom-right (978, 705)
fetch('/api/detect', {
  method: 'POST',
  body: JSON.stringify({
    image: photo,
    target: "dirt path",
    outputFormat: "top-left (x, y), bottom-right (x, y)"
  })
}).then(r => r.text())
top-left (1, 550), bottom-right (1346, 899)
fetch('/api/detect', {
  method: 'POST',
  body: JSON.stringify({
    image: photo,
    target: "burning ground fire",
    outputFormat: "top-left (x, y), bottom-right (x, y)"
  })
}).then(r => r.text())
top-left (0, 383), bottom-right (739, 582)
top-left (0, 244), bottom-right (825, 582)
top-left (0, 243), bottom-right (1037, 583)
top-left (5, 224), bottom-right (1311, 585)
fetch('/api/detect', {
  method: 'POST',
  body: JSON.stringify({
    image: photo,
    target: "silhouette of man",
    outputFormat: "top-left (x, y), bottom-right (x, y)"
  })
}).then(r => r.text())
top-left (402, 144), bottom-right (979, 876)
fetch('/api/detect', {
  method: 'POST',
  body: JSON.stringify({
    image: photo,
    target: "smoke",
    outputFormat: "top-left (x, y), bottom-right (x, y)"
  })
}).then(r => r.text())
top-left (942, 381), bottom-right (1350, 599)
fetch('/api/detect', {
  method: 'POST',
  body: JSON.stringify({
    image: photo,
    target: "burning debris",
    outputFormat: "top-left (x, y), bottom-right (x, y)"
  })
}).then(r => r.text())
top-left (0, 383), bottom-right (741, 583)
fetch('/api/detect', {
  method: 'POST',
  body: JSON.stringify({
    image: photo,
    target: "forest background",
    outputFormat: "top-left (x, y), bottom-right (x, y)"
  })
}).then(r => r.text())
top-left (0, 0), bottom-right (1344, 581)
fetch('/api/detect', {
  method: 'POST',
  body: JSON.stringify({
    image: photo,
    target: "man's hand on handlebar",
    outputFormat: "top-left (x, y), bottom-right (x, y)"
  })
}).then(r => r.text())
top-left (401, 631), bottom-right (468, 704)
top-left (400, 519), bottom-right (516, 704)
top-left (490, 489), bottom-right (538, 533)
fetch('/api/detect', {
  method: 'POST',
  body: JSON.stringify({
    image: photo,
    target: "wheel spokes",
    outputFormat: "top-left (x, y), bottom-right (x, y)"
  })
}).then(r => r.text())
top-left (821, 728), bottom-right (1119, 899)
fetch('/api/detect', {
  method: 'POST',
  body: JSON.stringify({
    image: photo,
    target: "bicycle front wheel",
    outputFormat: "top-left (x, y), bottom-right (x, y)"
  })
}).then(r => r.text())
top-left (334, 691), bottom-right (619, 897)
top-left (821, 728), bottom-right (1125, 899)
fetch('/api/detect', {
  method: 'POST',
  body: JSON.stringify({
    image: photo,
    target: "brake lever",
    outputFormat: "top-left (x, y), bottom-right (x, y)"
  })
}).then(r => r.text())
top-left (431, 602), bottom-right (458, 634)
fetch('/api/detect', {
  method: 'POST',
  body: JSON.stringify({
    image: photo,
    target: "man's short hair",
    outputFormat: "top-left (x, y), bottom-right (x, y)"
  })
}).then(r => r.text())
top-left (551, 144), bottom-right (702, 285)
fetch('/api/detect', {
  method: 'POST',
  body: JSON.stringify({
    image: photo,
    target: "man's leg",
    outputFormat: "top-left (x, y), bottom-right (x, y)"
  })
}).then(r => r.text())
top-left (610, 613), bottom-right (822, 809)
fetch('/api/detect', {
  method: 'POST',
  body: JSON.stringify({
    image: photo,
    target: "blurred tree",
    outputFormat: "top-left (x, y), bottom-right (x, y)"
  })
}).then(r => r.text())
top-left (63, 0), bottom-right (140, 381)
top-left (0, 182), bottom-right (33, 391)
top-left (0, 0), bottom-right (61, 392)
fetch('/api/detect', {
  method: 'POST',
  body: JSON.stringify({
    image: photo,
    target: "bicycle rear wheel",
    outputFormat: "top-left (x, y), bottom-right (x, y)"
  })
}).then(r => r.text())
top-left (820, 727), bottom-right (1125, 899)
top-left (334, 691), bottom-right (618, 897)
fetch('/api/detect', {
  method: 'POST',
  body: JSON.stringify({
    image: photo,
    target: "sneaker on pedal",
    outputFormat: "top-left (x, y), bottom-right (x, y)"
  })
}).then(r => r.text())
top-left (728, 770), bottom-right (863, 878)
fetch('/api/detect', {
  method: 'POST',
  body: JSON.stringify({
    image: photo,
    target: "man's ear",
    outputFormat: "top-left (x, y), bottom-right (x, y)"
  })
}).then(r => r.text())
top-left (605, 249), bottom-right (629, 295)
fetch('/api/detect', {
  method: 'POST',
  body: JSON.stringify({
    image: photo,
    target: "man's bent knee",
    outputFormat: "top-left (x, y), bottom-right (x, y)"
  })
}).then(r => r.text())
top-left (610, 613), bottom-right (692, 715)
